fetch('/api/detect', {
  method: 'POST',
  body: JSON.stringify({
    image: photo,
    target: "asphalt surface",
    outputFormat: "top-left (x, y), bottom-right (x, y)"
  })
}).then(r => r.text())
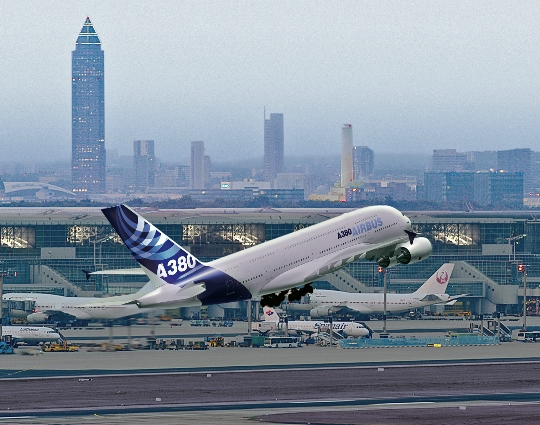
top-left (2, 360), bottom-right (540, 424)
top-left (1, 317), bottom-right (540, 424)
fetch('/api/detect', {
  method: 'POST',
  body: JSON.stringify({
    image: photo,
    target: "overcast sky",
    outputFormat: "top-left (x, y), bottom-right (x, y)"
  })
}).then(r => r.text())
top-left (1, 1), bottom-right (539, 164)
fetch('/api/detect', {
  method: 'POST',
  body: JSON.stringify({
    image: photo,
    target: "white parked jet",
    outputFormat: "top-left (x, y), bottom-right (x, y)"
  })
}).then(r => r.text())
top-left (101, 204), bottom-right (432, 309)
top-left (2, 326), bottom-right (62, 346)
top-left (308, 263), bottom-right (461, 317)
top-left (262, 306), bottom-right (370, 337)
top-left (3, 282), bottom-right (156, 325)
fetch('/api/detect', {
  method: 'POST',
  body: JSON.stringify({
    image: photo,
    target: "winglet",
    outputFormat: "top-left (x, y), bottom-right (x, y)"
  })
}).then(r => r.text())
top-left (82, 270), bottom-right (92, 281)
top-left (405, 230), bottom-right (416, 244)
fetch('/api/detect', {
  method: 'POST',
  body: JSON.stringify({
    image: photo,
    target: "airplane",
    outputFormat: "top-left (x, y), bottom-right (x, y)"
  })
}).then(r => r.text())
top-left (100, 203), bottom-right (432, 309)
top-left (306, 263), bottom-right (463, 318)
top-left (262, 306), bottom-right (370, 337)
top-left (3, 281), bottom-right (156, 326)
top-left (2, 325), bottom-right (62, 347)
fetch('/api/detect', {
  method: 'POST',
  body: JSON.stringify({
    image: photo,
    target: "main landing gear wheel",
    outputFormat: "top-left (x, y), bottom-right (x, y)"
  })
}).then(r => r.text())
top-left (261, 284), bottom-right (314, 307)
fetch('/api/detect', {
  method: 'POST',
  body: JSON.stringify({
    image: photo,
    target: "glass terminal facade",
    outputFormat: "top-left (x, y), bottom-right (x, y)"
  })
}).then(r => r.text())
top-left (0, 208), bottom-right (538, 315)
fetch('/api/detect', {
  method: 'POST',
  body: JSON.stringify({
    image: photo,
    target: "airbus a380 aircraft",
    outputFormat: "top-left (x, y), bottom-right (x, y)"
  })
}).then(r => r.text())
top-left (101, 204), bottom-right (432, 309)
top-left (3, 282), bottom-right (156, 325)
top-left (307, 263), bottom-right (462, 317)
top-left (262, 306), bottom-right (370, 337)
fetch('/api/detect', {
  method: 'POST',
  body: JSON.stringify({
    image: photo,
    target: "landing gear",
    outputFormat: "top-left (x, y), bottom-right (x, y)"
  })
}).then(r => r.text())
top-left (287, 284), bottom-right (313, 302)
top-left (260, 291), bottom-right (288, 308)
top-left (260, 284), bottom-right (314, 307)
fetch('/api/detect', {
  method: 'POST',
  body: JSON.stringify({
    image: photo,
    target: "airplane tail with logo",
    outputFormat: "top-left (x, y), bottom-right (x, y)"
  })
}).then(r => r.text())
top-left (414, 263), bottom-right (454, 295)
top-left (102, 205), bottom-right (205, 289)
top-left (263, 306), bottom-right (280, 323)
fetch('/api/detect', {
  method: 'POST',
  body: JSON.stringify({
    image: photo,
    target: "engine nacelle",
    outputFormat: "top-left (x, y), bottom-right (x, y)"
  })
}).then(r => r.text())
top-left (26, 313), bottom-right (49, 323)
top-left (309, 307), bottom-right (332, 318)
top-left (394, 237), bottom-right (432, 265)
top-left (343, 323), bottom-right (370, 337)
top-left (376, 256), bottom-right (398, 268)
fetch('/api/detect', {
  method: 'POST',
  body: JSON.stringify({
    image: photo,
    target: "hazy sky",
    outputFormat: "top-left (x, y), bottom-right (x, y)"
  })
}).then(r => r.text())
top-left (1, 1), bottom-right (539, 164)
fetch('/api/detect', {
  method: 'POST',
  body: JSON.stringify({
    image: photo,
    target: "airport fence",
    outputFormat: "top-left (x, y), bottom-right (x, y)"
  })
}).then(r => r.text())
top-left (340, 335), bottom-right (500, 349)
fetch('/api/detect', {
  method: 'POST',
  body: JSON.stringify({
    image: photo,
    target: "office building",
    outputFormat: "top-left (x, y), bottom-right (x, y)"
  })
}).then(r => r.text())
top-left (353, 145), bottom-right (373, 181)
top-left (428, 149), bottom-right (467, 172)
top-left (263, 113), bottom-right (284, 186)
top-left (71, 17), bottom-right (106, 194)
top-left (191, 141), bottom-right (206, 190)
top-left (497, 149), bottom-right (531, 195)
top-left (133, 140), bottom-right (156, 191)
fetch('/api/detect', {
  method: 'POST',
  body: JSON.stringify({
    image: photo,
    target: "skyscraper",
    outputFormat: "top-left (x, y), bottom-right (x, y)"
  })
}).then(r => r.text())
top-left (341, 124), bottom-right (353, 188)
top-left (264, 113), bottom-right (284, 186)
top-left (191, 141), bottom-right (206, 189)
top-left (353, 145), bottom-right (374, 181)
top-left (72, 17), bottom-right (106, 194)
top-left (133, 140), bottom-right (156, 191)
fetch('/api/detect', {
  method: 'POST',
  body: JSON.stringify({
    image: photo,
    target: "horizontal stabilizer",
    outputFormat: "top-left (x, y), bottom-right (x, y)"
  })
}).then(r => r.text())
top-left (83, 268), bottom-right (146, 280)
top-left (419, 294), bottom-right (444, 302)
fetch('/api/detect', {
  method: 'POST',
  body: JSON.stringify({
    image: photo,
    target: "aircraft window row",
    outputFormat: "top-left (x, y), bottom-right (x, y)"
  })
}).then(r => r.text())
top-left (373, 221), bottom-right (398, 233)
top-left (243, 274), bottom-right (263, 283)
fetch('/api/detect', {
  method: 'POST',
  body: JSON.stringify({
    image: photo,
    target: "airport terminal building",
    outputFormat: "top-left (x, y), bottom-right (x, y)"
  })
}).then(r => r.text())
top-left (1, 207), bottom-right (539, 318)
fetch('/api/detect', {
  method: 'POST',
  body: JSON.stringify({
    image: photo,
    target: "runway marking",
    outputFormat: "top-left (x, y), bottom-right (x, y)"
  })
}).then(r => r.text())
top-left (4, 358), bottom-right (540, 381)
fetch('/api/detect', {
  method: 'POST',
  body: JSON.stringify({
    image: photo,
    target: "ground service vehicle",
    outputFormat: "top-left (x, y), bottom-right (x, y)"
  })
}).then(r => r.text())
top-left (516, 331), bottom-right (540, 342)
top-left (263, 336), bottom-right (302, 348)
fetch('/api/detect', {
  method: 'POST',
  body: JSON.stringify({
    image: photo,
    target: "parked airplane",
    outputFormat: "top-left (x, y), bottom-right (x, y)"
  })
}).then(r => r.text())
top-left (2, 325), bottom-right (62, 346)
top-left (3, 282), bottom-right (156, 326)
top-left (262, 306), bottom-right (370, 337)
top-left (101, 204), bottom-right (432, 309)
top-left (307, 263), bottom-right (461, 317)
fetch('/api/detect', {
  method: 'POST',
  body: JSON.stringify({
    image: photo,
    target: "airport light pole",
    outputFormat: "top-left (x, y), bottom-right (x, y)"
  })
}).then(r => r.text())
top-left (505, 234), bottom-right (526, 262)
top-left (519, 264), bottom-right (528, 331)
top-left (379, 267), bottom-right (388, 334)
top-left (0, 275), bottom-right (3, 341)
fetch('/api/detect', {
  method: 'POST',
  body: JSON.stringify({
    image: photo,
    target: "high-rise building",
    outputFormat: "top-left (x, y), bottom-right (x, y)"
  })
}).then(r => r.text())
top-left (71, 17), bottom-right (106, 194)
top-left (497, 148), bottom-right (531, 195)
top-left (353, 145), bottom-right (374, 181)
top-left (341, 125), bottom-right (353, 188)
top-left (191, 141), bottom-right (206, 189)
top-left (264, 113), bottom-right (284, 186)
top-left (133, 140), bottom-right (156, 191)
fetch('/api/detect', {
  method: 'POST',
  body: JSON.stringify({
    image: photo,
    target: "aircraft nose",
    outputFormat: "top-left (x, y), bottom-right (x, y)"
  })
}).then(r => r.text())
top-left (402, 214), bottom-right (412, 230)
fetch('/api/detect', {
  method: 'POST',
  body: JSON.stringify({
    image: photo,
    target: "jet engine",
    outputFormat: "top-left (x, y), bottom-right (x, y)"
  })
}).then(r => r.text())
top-left (376, 237), bottom-right (432, 268)
top-left (394, 237), bottom-right (432, 265)
top-left (343, 323), bottom-right (370, 337)
top-left (26, 313), bottom-right (49, 324)
top-left (309, 307), bottom-right (332, 318)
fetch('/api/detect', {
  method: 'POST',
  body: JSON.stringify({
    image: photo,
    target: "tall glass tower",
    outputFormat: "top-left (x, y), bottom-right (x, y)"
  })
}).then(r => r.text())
top-left (72, 17), bottom-right (106, 194)
top-left (263, 113), bottom-right (284, 187)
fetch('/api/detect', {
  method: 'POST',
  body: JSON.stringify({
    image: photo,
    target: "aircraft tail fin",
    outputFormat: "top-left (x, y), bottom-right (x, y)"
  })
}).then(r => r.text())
top-left (414, 263), bottom-right (454, 295)
top-left (263, 306), bottom-right (280, 323)
top-left (102, 204), bottom-right (205, 288)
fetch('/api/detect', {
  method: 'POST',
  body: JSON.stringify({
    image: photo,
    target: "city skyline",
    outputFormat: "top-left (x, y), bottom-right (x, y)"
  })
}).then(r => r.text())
top-left (1, 2), bottom-right (540, 164)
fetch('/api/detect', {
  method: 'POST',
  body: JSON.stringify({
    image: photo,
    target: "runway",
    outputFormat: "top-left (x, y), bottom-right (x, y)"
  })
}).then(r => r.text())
top-left (2, 349), bottom-right (540, 423)
top-left (1, 318), bottom-right (540, 424)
